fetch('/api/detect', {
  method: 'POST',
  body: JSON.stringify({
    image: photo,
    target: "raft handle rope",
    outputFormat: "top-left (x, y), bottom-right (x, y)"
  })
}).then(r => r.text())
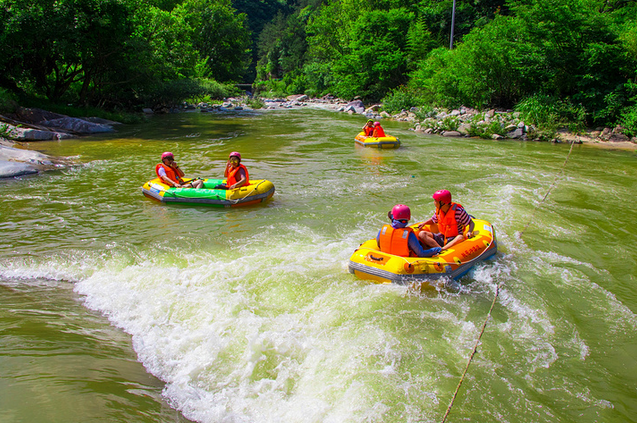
top-left (161, 179), bottom-right (267, 204)
top-left (228, 180), bottom-right (266, 204)
top-left (442, 140), bottom-right (576, 423)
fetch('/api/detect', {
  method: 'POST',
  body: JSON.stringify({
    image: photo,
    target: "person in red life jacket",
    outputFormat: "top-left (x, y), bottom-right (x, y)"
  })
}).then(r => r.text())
top-left (417, 190), bottom-right (475, 251)
top-left (376, 204), bottom-right (441, 257)
top-left (215, 152), bottom-right (249, 190)
top-left (372, 121), bottom-right (386, 138)
top-left (362, 119), bottom-right (374, 136)
top-left (156, 152), bottom-right (203, 188)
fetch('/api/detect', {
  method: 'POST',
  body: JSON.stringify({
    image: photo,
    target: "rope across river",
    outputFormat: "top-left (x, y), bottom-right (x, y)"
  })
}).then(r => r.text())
top-left (441, 139), bottom-right (577, 423)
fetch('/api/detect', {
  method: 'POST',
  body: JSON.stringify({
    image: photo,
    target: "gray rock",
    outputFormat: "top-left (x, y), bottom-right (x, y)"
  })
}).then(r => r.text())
top-left (142, 108), bottom-right (154, 114)
top-left (600, 128), bottom-right (612, 140)
top-left (14, 107), bottom-right (66, 124)
top-left (458, 123), bottom-right (471, 135)
top-left (504, 124), bottom-right (518, 132)
top-left (0, 160), bottom-right (38, 178)
top-left (442, 130), bottom-right (462, 137)
top-left (8, 126), bottom-right (72, 141)
top-left (286, 94), bottom-right (308, 102)
top-left (609, 133), bottom-right (630, 142)
top-left (40, 117), bottom-right (115, 134)
top-left (345, 100), bottom-right (365, 114)
top-left (507, 128), bottom-right (525, 139)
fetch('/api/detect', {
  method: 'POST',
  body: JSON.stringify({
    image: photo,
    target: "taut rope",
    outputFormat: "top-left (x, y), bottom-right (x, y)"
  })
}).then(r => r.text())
top-left (442, 139), bottom-right (577, 422)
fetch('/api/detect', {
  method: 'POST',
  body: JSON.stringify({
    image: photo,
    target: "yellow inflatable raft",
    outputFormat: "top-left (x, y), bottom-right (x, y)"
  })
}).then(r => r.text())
top-left (141, 177), bottom-right (275, 207)
top-left (355, 131), bottom-right (400, 149)
top-left (348, 219), bottom-right (497, 283)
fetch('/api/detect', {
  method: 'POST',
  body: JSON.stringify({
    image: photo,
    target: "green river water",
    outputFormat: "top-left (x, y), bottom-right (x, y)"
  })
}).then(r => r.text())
top-left (1, 108), bottom-right (636, 422)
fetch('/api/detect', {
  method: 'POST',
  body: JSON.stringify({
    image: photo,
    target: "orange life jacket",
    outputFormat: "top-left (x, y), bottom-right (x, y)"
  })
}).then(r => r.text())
top-left (437, 202), bottom-right (463, 238)
top-left (155, 163), bottom-right (183, 186)
top-left (364, 126), bottom-right (374, 136)
top-left (378, 224), bottom-right (414, 257)
top-left (226, 164), bottom-right (249, 187)
top-left (372, 126), bottom-right (386, 137)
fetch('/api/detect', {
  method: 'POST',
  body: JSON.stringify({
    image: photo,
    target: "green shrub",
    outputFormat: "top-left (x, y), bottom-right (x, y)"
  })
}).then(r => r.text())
top-left (246, 96), bottom-right (265, 109)
top-left (0, 88), bottom-right (18, 114)
top-left (413, 105), bottom-right (436, 120)
top-left (253, 80), bottom-right (288, 98)
top-left (467, 117), bottom-right (506, 139)
top-left (515, 94), bottom-right (585, 139)
top-left (439, 116), bottom-right (460, 131)
top-left (619, 106), bottom-right (637, 138)
top-left (381, 86), bottom-right (422, 114)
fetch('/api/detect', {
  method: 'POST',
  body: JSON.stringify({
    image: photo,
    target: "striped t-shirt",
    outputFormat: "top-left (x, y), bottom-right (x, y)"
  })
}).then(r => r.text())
top-left (431, 204), bottom-right (472, 235)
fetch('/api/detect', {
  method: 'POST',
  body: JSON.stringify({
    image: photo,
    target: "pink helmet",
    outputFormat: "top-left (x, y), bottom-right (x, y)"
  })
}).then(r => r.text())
top-left (161, 151), bottom-right (174, 160)
top-left (229, 151), bottom-right (241, 160)
top-left (391, 204), bottom-right (411, 221)
top-left (374, 121), bottom-right (381, 126)
top-left (432, 189), bottom-right (452, 204)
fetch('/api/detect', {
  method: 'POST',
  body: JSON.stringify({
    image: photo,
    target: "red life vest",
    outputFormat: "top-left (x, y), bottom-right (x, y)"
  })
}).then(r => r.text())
top-left (437, 202), bottom-right (463, 238)
top-left (364, 127), bottom-right (374, 136)
top-left (372, 126), bottom-right (386, 137)
top-left (226, 164), bottom-right (249, 187)
top-left (155, 163), bottom-right (183, 186)
top-left (378, 225), bottom-right (413, 257)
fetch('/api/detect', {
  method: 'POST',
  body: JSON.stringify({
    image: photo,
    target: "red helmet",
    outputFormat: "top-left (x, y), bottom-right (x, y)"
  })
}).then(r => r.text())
top-left (161, 151), bottom-right (174, 160)
top-left (432, 189), bottom-right (452, 204)
top-left (229, 151), bottom-right (241, 160)
top-left (390, 204), bottom-right (411, 221)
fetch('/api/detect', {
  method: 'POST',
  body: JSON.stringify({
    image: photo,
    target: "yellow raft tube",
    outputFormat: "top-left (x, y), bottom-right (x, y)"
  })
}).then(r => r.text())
top-left (348, 219), bottom-right (497, 283)
top-left (355, 131), bottom-right (400, 149)
top-left (141, 177), bottom-right (275, 207)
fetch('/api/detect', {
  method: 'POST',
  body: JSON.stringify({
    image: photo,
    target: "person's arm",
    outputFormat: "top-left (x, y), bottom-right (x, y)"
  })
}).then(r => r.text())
top-left (224, 162), bottom-right (231, 178)
top-left (171, 162), bottom-right (185, 178)
top-left (408, 233), bottom-right (441, 257)
top-left (158, 167), bottom-right (181, 187)
top-left (417, 217), bottom-right (435, 230)
top-left (229, 169), bottom-right (247, 189)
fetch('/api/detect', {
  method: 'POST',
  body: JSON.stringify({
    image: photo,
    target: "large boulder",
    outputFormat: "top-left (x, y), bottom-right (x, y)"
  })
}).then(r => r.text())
top-left (0, 142), bottom-right (63, 178)
top-left (0, 160), bottom-right (38, 178)
top-left (40, 117), bottom-right (115, 134)
top-left (4, 124), bottom-right (73, 140)
top-left (345, 100), bottom-right (365, 114)
top-left (14, 107), bottom-right (66, 124)
top-left (287, 94), bottom-right (308, 102)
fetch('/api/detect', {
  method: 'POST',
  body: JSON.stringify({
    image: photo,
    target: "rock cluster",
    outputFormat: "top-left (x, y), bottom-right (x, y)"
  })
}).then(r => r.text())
top-left (1, 107), bottom-right (117, 141)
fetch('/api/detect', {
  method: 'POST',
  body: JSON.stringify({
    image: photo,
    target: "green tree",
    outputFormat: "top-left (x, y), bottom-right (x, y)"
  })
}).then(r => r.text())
top-left (176, 0), bottom-right (251, 82)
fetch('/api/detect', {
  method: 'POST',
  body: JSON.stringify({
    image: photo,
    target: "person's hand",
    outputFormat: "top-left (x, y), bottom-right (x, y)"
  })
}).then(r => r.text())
top-left (432, 247), bottom-right (441, 256)
top-left (171, 161), bottom-right (179, 168)
top-left (466, 231), bottom-right (474, 238)
top-left (175, 183), bottom-right (181, 188)
top-left (417, 222), bottom-right (425, 229)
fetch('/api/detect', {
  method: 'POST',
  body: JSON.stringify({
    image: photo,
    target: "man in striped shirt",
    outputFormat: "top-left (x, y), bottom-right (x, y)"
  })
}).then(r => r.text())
top-left (417, 190), bottom-right (474, 251)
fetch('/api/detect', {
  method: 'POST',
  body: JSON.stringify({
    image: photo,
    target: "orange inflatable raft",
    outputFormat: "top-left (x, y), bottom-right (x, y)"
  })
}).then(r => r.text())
top-left (348, 219), bottom-right (497, 283)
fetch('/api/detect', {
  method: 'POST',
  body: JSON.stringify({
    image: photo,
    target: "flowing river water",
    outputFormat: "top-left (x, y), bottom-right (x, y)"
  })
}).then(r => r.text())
top-left (1, 108), bottom-right (636, 422)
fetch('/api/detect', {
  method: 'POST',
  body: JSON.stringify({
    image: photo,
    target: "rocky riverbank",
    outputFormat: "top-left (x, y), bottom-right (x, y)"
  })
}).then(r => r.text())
top-left (0, 107), bottom-right (119, 178)
top-left (2, 96), bottom-right (635, 178)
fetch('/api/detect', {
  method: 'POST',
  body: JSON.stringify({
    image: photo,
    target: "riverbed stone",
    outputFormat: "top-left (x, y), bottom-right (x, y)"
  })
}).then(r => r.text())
top-left (0, 160), bottom-right (38, 178)
top-left (345, 100), bottom-right (365, 114)
top-left (40, 117), bottom-right (115, 134)
top-left (442, 130), bottom-right (462, 137)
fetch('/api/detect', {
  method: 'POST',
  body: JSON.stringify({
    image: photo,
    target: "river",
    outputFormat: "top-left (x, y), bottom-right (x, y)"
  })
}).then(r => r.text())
top-left (1, 108), bottom-right (636, 422)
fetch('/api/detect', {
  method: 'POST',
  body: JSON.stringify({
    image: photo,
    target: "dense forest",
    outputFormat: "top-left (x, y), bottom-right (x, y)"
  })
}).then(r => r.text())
top-left (1, 0), bottom-right (636, 134)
